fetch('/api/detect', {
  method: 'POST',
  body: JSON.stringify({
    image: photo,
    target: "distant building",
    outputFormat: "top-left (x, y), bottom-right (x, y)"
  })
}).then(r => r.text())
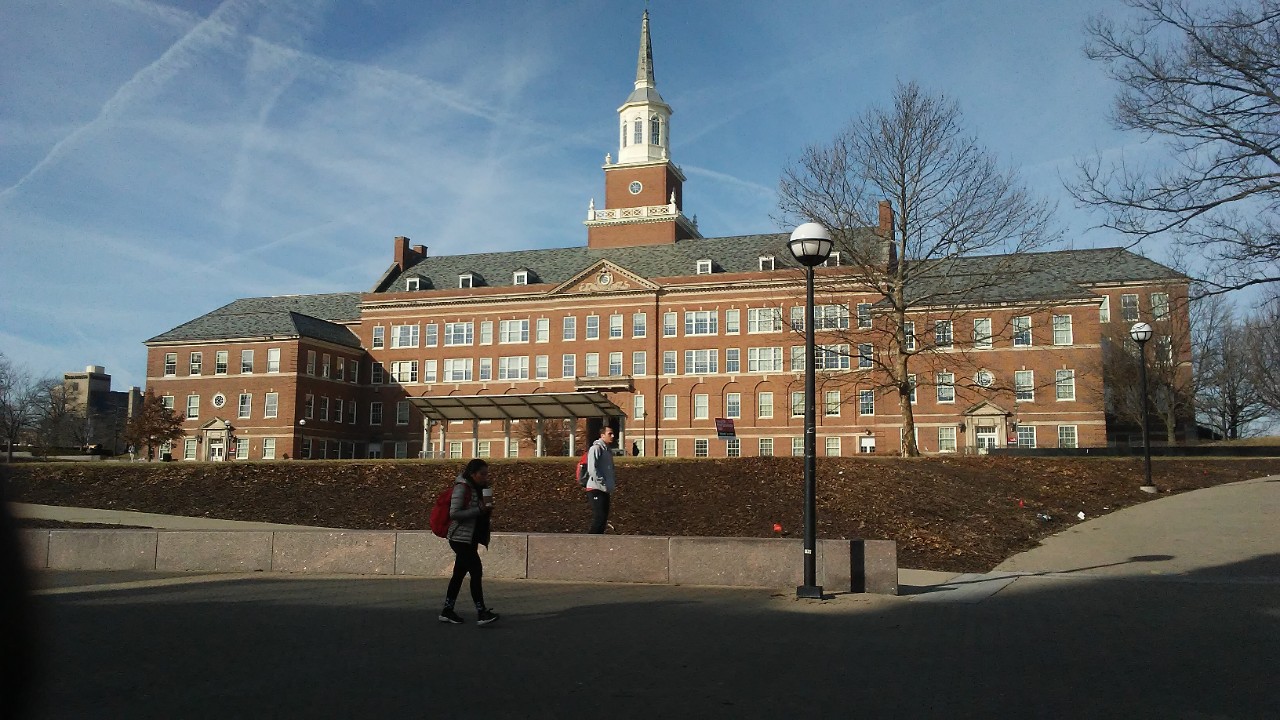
top-left (61, 365), bottom-right (141, 453)
top-left (142, 12), bottom-right (1191, 461)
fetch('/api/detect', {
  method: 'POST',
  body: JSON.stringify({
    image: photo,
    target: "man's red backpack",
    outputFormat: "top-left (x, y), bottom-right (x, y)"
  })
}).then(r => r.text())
top-left (575, 449), bottom-right (590, 488)
top-left (430, 483), bottom-right (470, 538)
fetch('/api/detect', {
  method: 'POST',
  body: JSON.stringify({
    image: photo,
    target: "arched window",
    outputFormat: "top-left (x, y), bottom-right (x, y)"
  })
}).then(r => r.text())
top-left (621, 121), bottom-right (627, 147)
top-left (633, 118), bottom-right (643, 146)
top-left (651, 115), bottom-right (661, 145)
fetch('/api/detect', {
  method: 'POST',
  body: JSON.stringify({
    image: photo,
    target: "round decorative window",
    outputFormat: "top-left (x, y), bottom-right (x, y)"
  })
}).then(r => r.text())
top-left (628, 180), bottom-right (643, 195)
top-left (975, 370), bottom-right (994, 388)
top-left (599, 271), bottom-right (613, 286)
top-left (212, 393), bottom-right (226, 408)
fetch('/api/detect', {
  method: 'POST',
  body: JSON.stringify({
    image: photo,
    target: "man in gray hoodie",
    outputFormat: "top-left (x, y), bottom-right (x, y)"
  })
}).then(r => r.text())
top-left (585, 425), bottom-right (616, 534)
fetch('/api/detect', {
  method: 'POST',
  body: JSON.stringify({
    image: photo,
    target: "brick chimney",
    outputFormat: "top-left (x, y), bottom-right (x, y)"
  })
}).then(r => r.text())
top-left (878, 200), bottom-right (894, 239)
top-left (393, 237), bottom-right (426, 270)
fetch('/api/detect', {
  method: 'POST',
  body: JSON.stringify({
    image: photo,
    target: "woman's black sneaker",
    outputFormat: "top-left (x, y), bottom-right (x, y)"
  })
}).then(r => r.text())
top-left (438, 608), bottom-right (464, 624)
top-left (476, 609), bottom-right (500, 626)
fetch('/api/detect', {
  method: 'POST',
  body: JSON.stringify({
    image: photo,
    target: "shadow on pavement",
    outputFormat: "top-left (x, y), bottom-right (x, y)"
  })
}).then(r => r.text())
top-left (22, 553), bottom-right (1280, 720)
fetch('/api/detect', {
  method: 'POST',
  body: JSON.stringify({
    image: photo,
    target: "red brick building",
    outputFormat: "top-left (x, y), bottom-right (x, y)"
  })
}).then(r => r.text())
top-left (143, 12), bottom-right (1190, 461)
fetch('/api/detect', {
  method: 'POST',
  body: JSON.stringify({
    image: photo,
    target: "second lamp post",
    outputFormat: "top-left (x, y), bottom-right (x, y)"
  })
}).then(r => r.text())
top-left (788, 222), bottom-right (833, 599)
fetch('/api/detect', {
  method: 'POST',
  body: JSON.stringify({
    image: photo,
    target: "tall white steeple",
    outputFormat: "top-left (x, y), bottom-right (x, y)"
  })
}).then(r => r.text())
top-left (616, 10), bottom-right (671, 165)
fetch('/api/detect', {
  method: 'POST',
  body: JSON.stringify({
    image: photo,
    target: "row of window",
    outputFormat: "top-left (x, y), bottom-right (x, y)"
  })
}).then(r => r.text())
top-left (165, 393), bottom-right (279, 421)
top-left (1100, 292), bottom-right (1169, 324)
top-left (177, 423), bottom-right (1080, 462)
top-left (163, 348), bottom-right (283, 377)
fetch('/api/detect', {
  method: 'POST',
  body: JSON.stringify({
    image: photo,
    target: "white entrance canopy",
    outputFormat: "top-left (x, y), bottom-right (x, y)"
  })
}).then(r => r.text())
top-left (407, 391), bottom-right (625, 423)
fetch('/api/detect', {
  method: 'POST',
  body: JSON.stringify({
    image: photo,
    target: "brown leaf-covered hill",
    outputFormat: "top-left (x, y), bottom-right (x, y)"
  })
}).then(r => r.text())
top-left (6, 456), bottom-right (1278, 572)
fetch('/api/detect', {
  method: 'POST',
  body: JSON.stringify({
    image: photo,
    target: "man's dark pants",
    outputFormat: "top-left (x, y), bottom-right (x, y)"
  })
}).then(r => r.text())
top-left (587, 489), bottom-right (610, 534)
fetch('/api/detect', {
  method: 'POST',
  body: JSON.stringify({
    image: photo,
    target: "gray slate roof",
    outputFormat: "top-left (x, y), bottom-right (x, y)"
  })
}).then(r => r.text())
top-left (147, 293), bottom-right (362, 347)
top-left (895, 248), bottom-right (1184, 307)
top-left (375, 232), bottom-right (809, 292)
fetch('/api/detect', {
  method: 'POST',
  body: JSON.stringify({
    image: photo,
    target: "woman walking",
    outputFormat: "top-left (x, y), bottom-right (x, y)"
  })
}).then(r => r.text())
top-left (439, 459), bottom-right (500, 626)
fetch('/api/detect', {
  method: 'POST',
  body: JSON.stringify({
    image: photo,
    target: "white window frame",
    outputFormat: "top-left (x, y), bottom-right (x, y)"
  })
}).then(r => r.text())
top-left (445, 322), bottom-right (474, 346)
top-left (938, 426), bottom-right (957, 453)
top-left (186, 394), bottom-right (199, 419)
top-left (1055, 369), bottom-right (1076, 401)
top-left (241, 349), bottom-right (254, 374)
top-left (459, 273), bottom-right (474, 289)
top-left (391, 324), bottom-right (420, 349)
top-left (215, 351), bottom-right (228, 375)
top-left (859, 390), bottom-right (875, 416)
top-left (562, 354), bottom-right (576, 378)
top-left (499, 319), bottom-right (530, 344)
top-left (974, 318), bottom-right (992, 349)
top-left (238, 393), bottom-right (251, 419)
top-left (608, 352), bottom-right (623, 377)
top-left (824, 390), bottom-right (840, 416)
top-left (684, 310), bottom-right (719, 336)
top-left (264, 393), bottom-right (278, 419)
top-left (758, 392), bottom-right (774, 419)
top-left (632, 351), bottom-right (647, 376)
top-left (396, 401), bottom-right (410, 425)
top-left (683, 349), bottom-right (719, 375)
top-left (586, 315), bottom-right (600, 340)
top-left (758, 438), bottom-right (774, 457)
top-left (1099, 296), bottom-right (1111, 323)
top-left (1013, 316), bottom-right (1032, 347)
top-left (371, 326), bottom-right (385, 349)
top-left (513, 270), bottom-right (528, 286)
top-left (1058, 425), bottom-right (1078, 449)
top-left (824, 437), bottom-right (841, 457)
top-left (536, 318), bottom-right (549, 343)
top-left (370, 402), bottom-right (383, 425)
top-left (936, 372), bottom-right (956, 403)
top-left (693, 394), bottom-right (709, 420)
top-left (609, 314), bottom-right (624, 339)
top-left (1121, 294), bottom-right (1139, 322)
top-left (663, 394), bottom-right (677, 420)
top-left (632, 312), bottom-right (647, 338)
top-left (726, 392), bottom-right (741, 419)
top-left (584, 353), bottom-right (599, 377)
top-left (445, 358), bottom-right (474, 382)
top-left (748, 347), bottom-right (783, 373)
top-left (1015, 370), bottom-right (1035, 402)
top-left (1151, 292), bottom-right (1170, 320)
top-left (262, 438), bottom-right (276, 460)
top-left (726, 348), bottom-right (740, 373)
top-left (563, 316), bottom-right (577, 341)
top-left (663, 312), bottom-right (678, 337)
top-left (164, 353), bottom-right (177, 376)
top-left (696, 259), bottom-right (712, 275)
top-left (759, 255), bottom-right (775, 271)
top-left (935, 320), bottom-right (953, 349)
top-left (1053, 315), bottom-right (1074, 346)
top-left (747, 308), bottom-right (783, 333)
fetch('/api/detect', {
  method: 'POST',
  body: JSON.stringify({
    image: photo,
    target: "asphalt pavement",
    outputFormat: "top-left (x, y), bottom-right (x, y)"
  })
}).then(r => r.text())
top-left (16, 475), bottom-right (1280, 719)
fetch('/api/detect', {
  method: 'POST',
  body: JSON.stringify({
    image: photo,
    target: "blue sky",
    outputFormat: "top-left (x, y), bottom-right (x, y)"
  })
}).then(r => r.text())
top-left (2, 0), bottom-right (1165, 390)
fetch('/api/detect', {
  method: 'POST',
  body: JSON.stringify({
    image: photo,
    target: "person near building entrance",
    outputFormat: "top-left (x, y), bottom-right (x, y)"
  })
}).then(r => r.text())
top-left (439, 459), bottom-right (499, 626)
top-left (586, 426), bottom-right (617, 534)
top-left (631, 441), bottom-right (640, 457)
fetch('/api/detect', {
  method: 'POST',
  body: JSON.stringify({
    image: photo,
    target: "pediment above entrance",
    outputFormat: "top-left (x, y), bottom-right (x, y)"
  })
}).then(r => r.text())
top-left (549, 260), bottom-right (658, 295)
top-left (962, 401), bottom-right (1010, 417)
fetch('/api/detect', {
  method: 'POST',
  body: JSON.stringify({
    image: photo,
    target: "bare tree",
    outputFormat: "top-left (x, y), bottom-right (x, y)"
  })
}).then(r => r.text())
top-left (0, 354), bottom-right (46, 462)
top-left (1245, 294), bottom-right (1280, 415)
top-left (1099, 286), bottom-right (1198, 443)
top-left (33, 380), bottom-right (89, 451)
top-left (515, 419), bottom-right (579, 456)
top-left (1074, 0), bottom-right (1280, 295)
top-left (779, 81), bottom-right (1057, 455)
top-left (122, 390), bottom-right (186, 461)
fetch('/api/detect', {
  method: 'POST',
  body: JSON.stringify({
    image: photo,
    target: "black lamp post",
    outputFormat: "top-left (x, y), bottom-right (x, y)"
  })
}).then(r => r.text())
top-left (788, 222), bottom-right (834, 599)
top-left (1129, 321), bottom-right (1157, 493)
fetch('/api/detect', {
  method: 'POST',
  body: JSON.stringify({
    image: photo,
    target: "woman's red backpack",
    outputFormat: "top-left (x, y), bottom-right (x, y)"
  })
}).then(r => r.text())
top-left (430, 483), bottom-right (469, 538)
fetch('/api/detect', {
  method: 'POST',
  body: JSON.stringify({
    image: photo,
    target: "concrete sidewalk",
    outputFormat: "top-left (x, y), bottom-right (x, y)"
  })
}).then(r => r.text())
top-left (9, 502), bottom-right (331, 530)
top-left (908, 474), bottom-right (1280, 603)
top-left (994, 474), bottom-right (1280, 578)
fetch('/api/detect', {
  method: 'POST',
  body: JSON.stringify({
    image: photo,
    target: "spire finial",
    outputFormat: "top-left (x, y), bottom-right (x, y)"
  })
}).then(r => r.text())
top-left (635, 10), bottom-right (655, 88)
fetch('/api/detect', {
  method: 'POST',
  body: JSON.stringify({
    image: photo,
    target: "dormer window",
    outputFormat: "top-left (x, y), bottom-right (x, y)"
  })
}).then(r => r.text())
top-left (406, 277), bottom-right (420, 291)
top-left (513, 270), bottom-right (528, 286)
top-left (459, 273), bottom-right (474, 289)
top-left (822, 252), bottom-right (842, 268)
top-left (759, 255), bottom-right (775, 271)
top-left (696, 259), bottom-right (713, 275)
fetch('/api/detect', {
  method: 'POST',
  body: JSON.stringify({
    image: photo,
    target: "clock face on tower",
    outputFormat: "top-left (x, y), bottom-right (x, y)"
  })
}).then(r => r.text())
top-left (629, 180), bottom-right (643, 195)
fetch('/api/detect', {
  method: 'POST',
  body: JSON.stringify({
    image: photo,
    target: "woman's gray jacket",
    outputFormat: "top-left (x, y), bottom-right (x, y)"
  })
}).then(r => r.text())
top-left (446, 473), bottom-right (490, 545)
